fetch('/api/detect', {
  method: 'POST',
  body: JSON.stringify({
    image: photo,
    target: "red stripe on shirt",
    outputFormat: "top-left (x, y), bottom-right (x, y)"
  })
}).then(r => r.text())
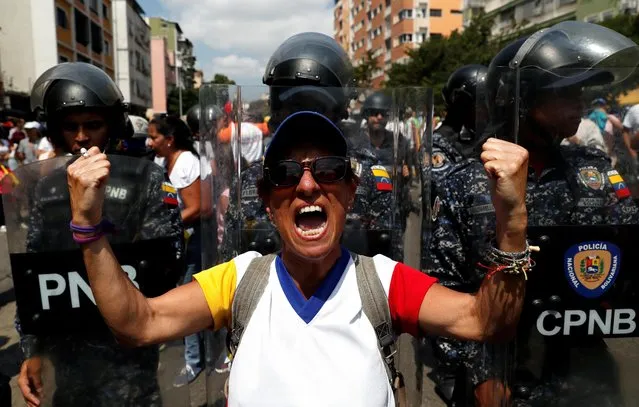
top-left (388, 262), bottom-right (437, 336)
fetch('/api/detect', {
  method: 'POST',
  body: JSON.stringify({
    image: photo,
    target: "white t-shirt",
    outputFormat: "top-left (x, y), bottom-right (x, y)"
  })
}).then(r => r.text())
top-left (623, 104), bottom-right (639, 135)
top-left (168, 151), bottom-right (200, 194)
top-left (37, 137), bottom-right (53, 160)
top-left (562, 118), bottom-right (607, 153)
top-left (226, 122), bottom-right (264, 164)
top-left (194, 251), bottom-right (438, 407)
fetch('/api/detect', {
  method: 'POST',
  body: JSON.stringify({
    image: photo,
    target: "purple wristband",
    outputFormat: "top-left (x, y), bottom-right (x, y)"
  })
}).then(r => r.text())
top-left (72, 232), bottom-right (105, 245)
top-left (69, 219), bottom-right (115, 234)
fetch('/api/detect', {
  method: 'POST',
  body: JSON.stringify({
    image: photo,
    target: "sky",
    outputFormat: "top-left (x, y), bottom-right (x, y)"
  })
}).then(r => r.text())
top-left (137, 0), bottom-right (335, 91)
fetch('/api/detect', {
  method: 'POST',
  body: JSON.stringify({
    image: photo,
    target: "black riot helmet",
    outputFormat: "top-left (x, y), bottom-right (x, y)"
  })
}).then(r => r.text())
top-left (486, 21), bottom-right (639, 143)
top-left (30, 62), bottom-right (130, 152)
top-left (186, 105), bottom-right (200, 134)
top-left (442, 64), bottom-right (488, 134)
top-left (264, 32), bottom-right (356, 129)
top-left (362, 92), bottom-right (392, 117)
top-left (200, 104), bottom-right (224, 136)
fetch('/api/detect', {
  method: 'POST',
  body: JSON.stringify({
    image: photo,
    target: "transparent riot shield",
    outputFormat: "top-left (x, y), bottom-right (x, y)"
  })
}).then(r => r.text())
top-left (199, 84), bottom-right (434, 405)
top-left (480, 21), bottom-right (639, 407)
top-left (1, 155), bottom-right (189, 406)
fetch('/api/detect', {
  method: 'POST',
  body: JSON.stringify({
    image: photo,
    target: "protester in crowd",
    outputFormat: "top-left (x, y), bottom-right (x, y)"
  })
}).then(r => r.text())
top-left (16, 122), bottom-right (41, 165)
top-left (147, 114), bottom-right (206, 386)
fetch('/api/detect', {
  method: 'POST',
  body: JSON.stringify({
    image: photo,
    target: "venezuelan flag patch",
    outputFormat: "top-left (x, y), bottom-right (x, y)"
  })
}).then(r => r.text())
top-left (162, 182), bottom-right (179, 206)
top-left (372, 165), bottom-right (392, 191)
top-left (607, 170), bottom-right (631, 199)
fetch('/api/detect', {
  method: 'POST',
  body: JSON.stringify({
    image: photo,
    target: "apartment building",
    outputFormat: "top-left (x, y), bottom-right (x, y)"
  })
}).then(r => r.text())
top-left (147, 17), bottom-right (196, 114)
top-left (0, 0), bottom-right (114, 109)
top-left (334, 0), bottom-right (463, 87)
top-left (112, 0), bottom-right (152, 115)
top-left (578, 0), bottom-right (639, 22)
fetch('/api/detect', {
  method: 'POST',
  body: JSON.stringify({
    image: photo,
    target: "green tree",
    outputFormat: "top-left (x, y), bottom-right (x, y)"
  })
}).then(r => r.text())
top-left (167, 88), bottom-right (198, 116)
top-left (211, 74), bottom-right (236, 85)
top-left (594, 14), bottom-right (639, 107)
top-left (354, 50), bottom-right (379, 88)
top-left (385, 12), bottom-right (498, 112)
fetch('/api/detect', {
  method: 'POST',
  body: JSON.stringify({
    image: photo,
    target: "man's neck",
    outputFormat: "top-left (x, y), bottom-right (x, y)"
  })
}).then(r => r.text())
top-left (280, 246), bottom-right (343, 299)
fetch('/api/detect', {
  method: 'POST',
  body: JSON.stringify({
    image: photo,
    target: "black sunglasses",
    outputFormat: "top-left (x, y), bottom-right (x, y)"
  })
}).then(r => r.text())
top-left (366, 109), bottom-right (388, 118)
top-left (264, 156), bottom-right (350, 187)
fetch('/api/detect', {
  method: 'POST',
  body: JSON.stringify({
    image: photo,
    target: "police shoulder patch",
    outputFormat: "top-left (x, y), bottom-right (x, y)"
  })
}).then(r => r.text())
top-left (564, 241), bottom-right (620, 299)
top-left (606, 170), bottom-right (632, 199)
top-left (371, 165), bottom-right (392, 191)
top-left (577, 166), bottom-right (604, 190)
top-left (162, 182), bottom-right (179, 206)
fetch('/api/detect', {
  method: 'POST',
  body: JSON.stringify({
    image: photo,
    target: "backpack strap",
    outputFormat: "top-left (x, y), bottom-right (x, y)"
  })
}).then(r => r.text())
top-left (228, 254), bottom-right (276, 356)
top-left (352, 253), bottom-right (399, 386)
top-left (227, 252), bottom-right (400, 389)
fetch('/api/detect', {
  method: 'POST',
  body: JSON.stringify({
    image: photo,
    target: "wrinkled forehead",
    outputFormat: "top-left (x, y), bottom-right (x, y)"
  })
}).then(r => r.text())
top-left (281, 142), bottom-right (335, 162)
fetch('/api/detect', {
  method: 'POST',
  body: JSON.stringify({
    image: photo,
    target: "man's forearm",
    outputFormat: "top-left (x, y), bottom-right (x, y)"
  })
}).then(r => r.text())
top-left (81, 237), bottom-right (154, 345)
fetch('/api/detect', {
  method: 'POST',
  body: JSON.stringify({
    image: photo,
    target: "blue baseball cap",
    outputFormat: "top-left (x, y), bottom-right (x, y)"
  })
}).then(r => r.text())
top-left (264, 110), bottom-right (348, 164)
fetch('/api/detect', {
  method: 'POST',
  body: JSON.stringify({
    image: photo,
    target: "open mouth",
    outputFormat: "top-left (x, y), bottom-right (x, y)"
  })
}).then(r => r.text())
top-left (295, 205), bottom-right (328, 239)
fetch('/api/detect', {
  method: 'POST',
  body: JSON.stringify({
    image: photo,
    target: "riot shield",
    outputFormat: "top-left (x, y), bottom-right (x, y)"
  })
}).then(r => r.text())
top-left (484, 21), bottom-right (639, 407)
top-left (199, 84), bottom-right (433, 404)
top-left (1, 155), bottom-right (190, 406)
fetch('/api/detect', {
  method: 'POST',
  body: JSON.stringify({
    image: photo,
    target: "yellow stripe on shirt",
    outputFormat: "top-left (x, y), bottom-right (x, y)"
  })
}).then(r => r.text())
top-left (193, 260), bottom-right (237, 331)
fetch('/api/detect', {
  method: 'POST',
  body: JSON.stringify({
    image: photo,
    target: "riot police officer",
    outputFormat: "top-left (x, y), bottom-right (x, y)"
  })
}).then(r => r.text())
top-left (357, 92), bottom-right (413, 241)
top-left (430, 64), bottom-right (488, 178)
top-left (16, 62), bottom-right (183, 406)
top-left (217, 32), bottom-right (400, 261)
top-left (424, 22), bottom-right (639, 406)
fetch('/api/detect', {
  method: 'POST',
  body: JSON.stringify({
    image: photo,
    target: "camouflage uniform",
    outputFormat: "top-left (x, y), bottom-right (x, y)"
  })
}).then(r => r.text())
top-left (345, 123), bottom-right (404, 260)
top-left (424, 144), bottom-right (639, 404)
top-left (430, 125), bottom-right (466, 181)
top-left (18, 157), bottom-right (183, 407)
top-left (218, 162), bottom-right (278, 262)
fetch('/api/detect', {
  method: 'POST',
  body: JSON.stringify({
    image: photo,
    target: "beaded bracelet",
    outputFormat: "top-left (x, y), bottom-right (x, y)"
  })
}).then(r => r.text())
top-left (478, 241), bottom-right (538, 281)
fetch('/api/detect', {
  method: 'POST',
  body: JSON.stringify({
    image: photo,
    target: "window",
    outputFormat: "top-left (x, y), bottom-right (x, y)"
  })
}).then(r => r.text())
top-left (59, 55), bottom-right (69, 63)
top-left (90, 22), bottom-right (103, 53)
top-left (77, 54), bottom-right (90, 63)
top-left (75, 10), bottom-right (90, 46)
top-left (398, 33), bottom-right (413, 44)
top-left (103, 40), bottom-right (109, 55)
top-left (56, 7), bottom-right (68, 29)
top-left (398, 9), bottom-right (413, 20)
top-left (430, 9), bottom-right (442, 17)
top-left (451, 9), bottom-right (462, 14)
top-left (430, 33), bottom-right (443, 39)
top-left (103, 4), bottom-right (109, 19)
top-left (386, 0), bottom-right (390, 6)
top-left (90, 0), bottom-right (98, 13)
